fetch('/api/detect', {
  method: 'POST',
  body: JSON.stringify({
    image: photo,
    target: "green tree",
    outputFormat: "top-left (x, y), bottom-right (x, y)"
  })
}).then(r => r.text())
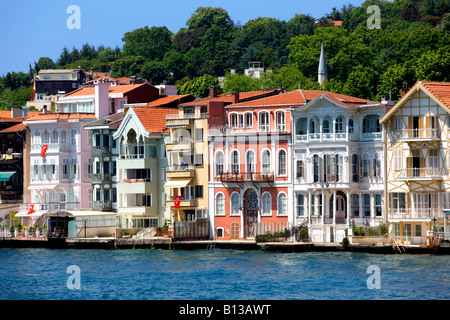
top-left (186, 7), bottom-right (234, 30)
top-left (111, 55), bottom-right (147, 78)
top-left (178, 74), bottom-right (221, 98)
top-left (57, 47), bottom-right (72, 66)
top-left (122, 26), bottom-right (173, 61)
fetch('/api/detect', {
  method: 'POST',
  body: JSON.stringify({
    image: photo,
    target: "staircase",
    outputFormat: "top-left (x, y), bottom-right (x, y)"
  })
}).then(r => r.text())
top-left (393, 242), bottom-right (406, 254)
top-left (206, 237), bottom-right (216, 250)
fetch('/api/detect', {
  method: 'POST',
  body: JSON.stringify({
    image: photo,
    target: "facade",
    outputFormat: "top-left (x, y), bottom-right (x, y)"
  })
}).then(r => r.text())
top-left (292, 91), bottom-right (386, 243)
top-left (164, 88), bottom-right (280, 234)
top-left (113, 105), bottom-right (181, 229)
top-left (27, 69), bottom-right (87, 110)
top-left (380, 81), bottom-right (450, 244)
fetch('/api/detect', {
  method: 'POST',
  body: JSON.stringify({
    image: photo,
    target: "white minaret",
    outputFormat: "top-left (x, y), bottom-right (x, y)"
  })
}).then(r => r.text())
top-left (318, 41), bottom-right (328, 86)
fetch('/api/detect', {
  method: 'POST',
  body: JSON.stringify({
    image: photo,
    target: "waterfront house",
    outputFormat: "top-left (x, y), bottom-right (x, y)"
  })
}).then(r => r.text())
top-left (208, 90), bottom-right (295, 240)
top-left (291, 90), bottom-right (386, 243)
top-left (380, 81), bottom-right (450, 244)
top-left (164, 88), bottom-right (280, 240)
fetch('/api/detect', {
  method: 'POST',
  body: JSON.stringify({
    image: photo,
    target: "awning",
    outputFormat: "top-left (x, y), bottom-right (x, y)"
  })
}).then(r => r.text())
top-left (164, 179), bottom-right (193, 188)
top-left (0, 171), bottom-right (16, 181)
top-left (66, 211), bottom-right (116, 217)
top-left (16, 210), bottom-right (47, 218)
top-left (28, 184), bottom-right (58, 190)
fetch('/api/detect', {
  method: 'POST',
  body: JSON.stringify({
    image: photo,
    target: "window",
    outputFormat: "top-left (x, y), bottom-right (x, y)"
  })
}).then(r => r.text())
top-left (363, 194), bottom-right (371, 217)
top-left (230, 113), bottom-right (238, 128)
top-left (363, 115), bottom-right (381, 133)
top-left (33, 131), bottom-right (41, 145)
top-left (216, 228), bottom-right (224, 238)
top-left (313, 155), bottom-right (320, 183)
top-left (394, 149), bottom-right (402, 171)
top-left (194, 128), bottom-right (203, 142)
top-left (297, 194), bottom-right (305, 216)
top-left (71, 129), bottom-right (77, 146)
top-left (373, 154), bottom-right (382, 177)
top-left (429, 149), bottom-right (439, 175)
top-left (335, 116), bottom-right (344, 133)
top-left (348, 118), bottom-right (354, 134)
top-left (262, 150), bottom-right (271, 173)
top-left (61, 130), bottom-right (67, 147)
top-left (42, 131), bottom-right (49, 144)
top-left (51, 130), bottom-right (58, 143)
top-left (311, 195), bottom-right (315, 216)
top-left (276, 111), bottom-right (285, 131)
top-left (262, 193), bottom-right (271, 216)
top-left (215, 151), bottom-right (224, 177)
top-left (246, 150), bottom-right (255, 173)
top-left (245, 112), bottom-right (253, 128)
top-left (394, 117), bottom-right (401, 131)
top-left (323, 120), bottom-right (330, 133)
top-left (296, 160), bottom-right (304, 178)
top-left (277, 193), bottom-right (287, 216)
top-left (391, 193), bottom-right (406, 213)
top-left (215, 193), bottom-right (225, 215)
top-left (230, 150), bottom-right (239, 173)
top-left (259, 112), bottom-right (270, 132)
top-left (230, 193), bottom-right (240, 215)
top-left (361, 155), bottom-right (369, 177)
top-left (278, 150), bottom-right (287, 176)
top-left (375, 195), bottom-right (382, 217)
top-left (310, 118), bottom-right (317, 133)
top-left (336, 154), bottom-right (343, 182)
top-left (352, 194), bottom-right (360, 217)
top-left (195, 185), bottom-right (203, 198)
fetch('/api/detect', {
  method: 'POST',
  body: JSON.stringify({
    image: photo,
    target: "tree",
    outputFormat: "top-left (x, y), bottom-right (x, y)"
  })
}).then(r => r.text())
top-left (58, 47), bottom-right (72, 66)
top-left (122, 26), bottom-right (173, 61)
top-left (415, 47), bottom-right (450, 81)
top-left (33, 57), bottom-right (56, 74)
top-left (178, 74), bottom-right (221, 98)
top-left (111, 55), bottom-right (147, 78)
top-left (140, 60), bottom-right (167, 85)
top-left (186, 7), bottom-right (234, 30)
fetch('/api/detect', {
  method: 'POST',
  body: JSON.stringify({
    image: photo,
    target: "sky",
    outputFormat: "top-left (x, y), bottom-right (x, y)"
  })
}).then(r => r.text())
top-left (0, 0), bottom-right (366, 77)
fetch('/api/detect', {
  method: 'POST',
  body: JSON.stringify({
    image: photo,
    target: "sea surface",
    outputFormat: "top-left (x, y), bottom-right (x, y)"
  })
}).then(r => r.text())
top-left (0, 248), bottom-right (448, 300)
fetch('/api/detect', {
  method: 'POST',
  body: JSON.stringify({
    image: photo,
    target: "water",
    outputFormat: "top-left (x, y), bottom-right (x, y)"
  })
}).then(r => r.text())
top-left (0, 248), bottom-right (448, 300)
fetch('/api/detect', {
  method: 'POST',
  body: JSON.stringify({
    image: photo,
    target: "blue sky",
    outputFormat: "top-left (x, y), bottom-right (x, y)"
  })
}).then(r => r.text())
top-left (0, 0), bottom-right (366, 76)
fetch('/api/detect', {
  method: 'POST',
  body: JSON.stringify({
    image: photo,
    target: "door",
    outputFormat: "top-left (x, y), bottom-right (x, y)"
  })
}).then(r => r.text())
top-left (245, 190), bottom-right (259, 238)
top-left (336, 195), bottom-right (345, 224)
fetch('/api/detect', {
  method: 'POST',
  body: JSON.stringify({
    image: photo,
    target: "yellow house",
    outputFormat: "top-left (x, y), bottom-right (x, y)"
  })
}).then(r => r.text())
top-left (380, 82), bottom-right (450, 245)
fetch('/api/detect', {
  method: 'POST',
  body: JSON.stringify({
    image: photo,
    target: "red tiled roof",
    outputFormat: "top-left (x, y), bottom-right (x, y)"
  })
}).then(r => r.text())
top-left (227, 90), bottom-right (376, 108)
top-left (179, 90), bottom-right (279, 106)
top-left (0, 123), bottom-right (26, 133)
top-left (146, 95), bottom-right (193, 108)
top-left (421, 82), bottom-right (450, 109)
top-left (25, 113), bottom-right (96, 122)
top-left (132, 107), bottom-right (179, 133)
top-left (62, 83), bottom-right (147, 97)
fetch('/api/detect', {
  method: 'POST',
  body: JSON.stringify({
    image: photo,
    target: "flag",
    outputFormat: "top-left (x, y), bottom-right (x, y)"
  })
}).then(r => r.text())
top-left (40, 144), bottom-right (48, 157)
top-left (31, 79), bottom-right (35, 102)
top-left (27, 204), bottom-right (34, 215)
top-left (174, 196), bottom-right (181, 209)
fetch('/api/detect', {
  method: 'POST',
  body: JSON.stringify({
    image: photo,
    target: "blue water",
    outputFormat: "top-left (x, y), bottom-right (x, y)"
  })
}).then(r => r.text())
top-left (0, 248), bottom-right (448, 300)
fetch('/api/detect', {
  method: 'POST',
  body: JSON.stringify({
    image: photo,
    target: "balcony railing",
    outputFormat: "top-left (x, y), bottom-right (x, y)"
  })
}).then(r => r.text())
top-left (398, 168), bottom-right (441, 180)
top-left (20, 202), bottom-right (80, 213)
top-left (401, 128), bottom-right (439, 140)
top-left (166, 165), bottom-right (194, 172)
top-left (209, 125), bottom-right (289, 136)
top-left (218, 171), bottom-right (274, 183)
top-left (296, 132), bottom-right (348, 143)
top-left (389, 208), bottom-right (442, 220)
top-left (166, 113), bottom-right (207, 120)
top-left (92, 173), bottom-right (112, 182)
top-left (92, 146), bottom-right (111, 155)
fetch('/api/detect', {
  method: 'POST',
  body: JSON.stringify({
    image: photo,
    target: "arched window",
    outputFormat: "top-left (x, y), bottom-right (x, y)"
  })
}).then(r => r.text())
top-left (276, 111), bottom-right (285, 131)
top-left (246, 150), bottom-right (255, 173)
top-left (215, 151), bottom-right (224, 177)
top-left (278, 150), bottom-right (287, 176)
top-left (215, 193), bottom-right (225, 215)
top-left (335, 116), bottom-right (345, 133)
top-left (262, 150), bottom-right (271, 173)
top-left (245, 112), bottom-right (253, 128)
top-left (230, 150), bottom-right (239, 173)
top-left (230, 113), bottom-right (238, 128)
top-left (259, 111), bottom-right (270, 132)
top-left (323, 119), bottom-right (330, 133)
top-left (261, 192), bottom-right (271, 216)
top-left (33, 131), bottom-right (41, 145)
top-left (230, 193), bottom-right (240, 215)
top-left (277, 193), bottom-right (287, 216)
top-left (363, 194), bottom-right (371, 217)
top-left (313, 154), bottom-right (320, 182)
top-left (51, 130), bottom-right (58, 144)
top-left (61, 130), bottom-right (67, 147)
top-left (375, 194), bottom-right (382, 216)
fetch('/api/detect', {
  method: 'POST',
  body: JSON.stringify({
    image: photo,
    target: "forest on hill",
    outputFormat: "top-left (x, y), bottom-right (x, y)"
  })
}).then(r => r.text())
top-left (1, 0), bottom-right (450, 108)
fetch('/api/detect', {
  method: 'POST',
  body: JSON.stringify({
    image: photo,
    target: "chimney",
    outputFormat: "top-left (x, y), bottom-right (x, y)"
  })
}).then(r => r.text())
top-left (401, 88), bottom-right (410, 97)
top-left (21, 106), bottom-right (28, 118)
top-left (42, 105), bottom-right (48, 114)
top-left (210, 86), bottom-right (218, 98)
top-left (95, 78), bottom-right (110, 119)
top-left (11, 107), bottom-right (22, 118)
top-left (232, 92), bottom-right (239, 104)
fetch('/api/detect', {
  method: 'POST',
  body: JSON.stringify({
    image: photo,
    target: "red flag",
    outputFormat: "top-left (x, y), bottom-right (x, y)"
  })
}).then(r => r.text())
top-left (40, 144), bottom-right (48, 157)
top-left (174, 196), bottom-right (181, 209)
top-left (27, 204), bottom-right (34, 215)
top-left (31, 80), bottom-right (35, 102)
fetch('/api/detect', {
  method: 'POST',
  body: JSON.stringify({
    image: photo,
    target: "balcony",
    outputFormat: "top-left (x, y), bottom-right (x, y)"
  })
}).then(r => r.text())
top-left (166, 113), bottom-right (207, 120)
top-left (400, 129), bottom-right (439, 141)
top-left (389, 208), bottom-right (442, 220)
top-left (93, 201), bottom-right (112, 211)
top-left (166, 196), bottom-right (197, 208)
top-left (208, 125), bottom-right (289, 136)
top-left (166, 165), bottom-right (195, 178)
top-left (295, 132), bottom-right (348, 143)
top-left (218, 171), bottom-right (274, 183)
top-left (92, 173), bottom-right (112, 184)
top-left (92, 145), bottom-right (111, 156)
top-left (397, 168), bottom-right (441, 180)
top-left (119, 178), bottom-right (153, 194)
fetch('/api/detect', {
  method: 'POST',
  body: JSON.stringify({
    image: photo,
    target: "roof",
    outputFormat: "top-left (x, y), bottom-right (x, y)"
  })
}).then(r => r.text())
top-left (380, 81), bottom-right (450, 123)
top-left (227, 90), bottom-right (377, 108)
top-left (61, 83), bottom-right (147, 98)
top-left (84, 111), bottom-right (125, 129)
top-left (38, 69), bottom-right (82, 74)
top-left (179, 90), bottom-right (279, 107)
top-left (146, 94), bottom-right (194, 108)
top-left (24, 112), bottom-right (96, 122)
top-left (0, 123), bottom-right (26, 133)
top-left (132, 107), bottom-right (179, 133)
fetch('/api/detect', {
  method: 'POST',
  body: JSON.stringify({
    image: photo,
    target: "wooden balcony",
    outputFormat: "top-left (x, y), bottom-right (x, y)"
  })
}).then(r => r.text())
top-left (218, 171), bottom-right (274, 183)
top-left (397, 168), bottom-right (442, 180)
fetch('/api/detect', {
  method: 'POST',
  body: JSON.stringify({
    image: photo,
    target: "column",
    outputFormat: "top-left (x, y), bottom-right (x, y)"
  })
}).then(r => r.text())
top-left (333, 189), bottom-right (337, 225)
